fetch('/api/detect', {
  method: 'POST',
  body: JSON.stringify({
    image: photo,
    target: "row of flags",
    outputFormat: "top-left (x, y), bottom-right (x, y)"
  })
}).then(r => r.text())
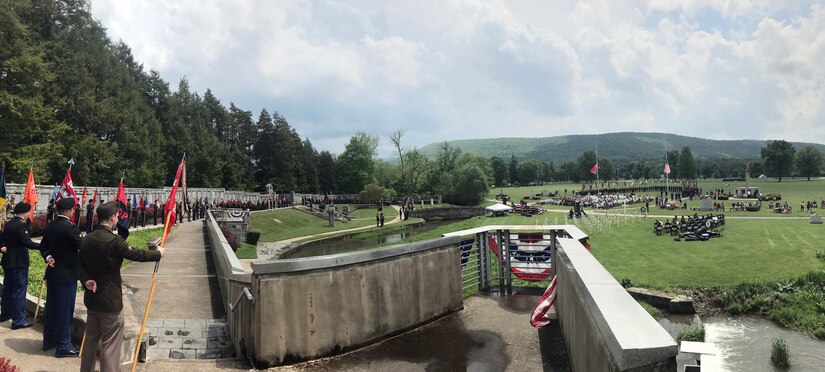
top-left (589, 161), bottom-right (672, 175)
top-left (2, 158), bottom-right (188, 241)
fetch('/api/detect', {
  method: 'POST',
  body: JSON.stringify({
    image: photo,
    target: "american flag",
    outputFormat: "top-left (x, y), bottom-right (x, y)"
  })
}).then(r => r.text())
top-left (590, 162), bottom-right (599, 175)
top-left (664, 162), bottom-right (671, 175)
top-left (530, 275), bottom-right (558, 327)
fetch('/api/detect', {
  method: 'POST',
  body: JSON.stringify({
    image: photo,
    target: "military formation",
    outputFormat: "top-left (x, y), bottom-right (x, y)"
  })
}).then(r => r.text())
top-left (0, 200), bottom-right (166, 372)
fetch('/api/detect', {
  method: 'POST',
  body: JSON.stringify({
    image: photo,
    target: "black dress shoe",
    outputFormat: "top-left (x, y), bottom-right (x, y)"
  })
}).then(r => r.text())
top-left (11, 322), bottom-right (33, 330)
top-left (55, 349), bottom-right (79, 358)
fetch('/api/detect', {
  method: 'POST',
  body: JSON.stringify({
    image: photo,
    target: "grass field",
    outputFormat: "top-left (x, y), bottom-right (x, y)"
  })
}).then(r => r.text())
top-left (390, 214), bottom-right (825, 288)
top-left (251, 207), bottom-right (393, 242)
top-left (488, 178), bottom-right (825, 217)
top-left (236, 242), bottom-right (258, 259)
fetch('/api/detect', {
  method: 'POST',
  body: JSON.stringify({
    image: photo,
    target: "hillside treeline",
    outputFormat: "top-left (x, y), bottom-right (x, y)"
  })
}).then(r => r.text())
top-left (0, 0), bottom-right (328, 192)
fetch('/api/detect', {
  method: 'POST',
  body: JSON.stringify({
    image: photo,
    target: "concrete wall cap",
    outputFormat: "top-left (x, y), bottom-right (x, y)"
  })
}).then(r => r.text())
top-left (556, 237), bottom-right (678, 370)
top-left (251, 236), bottom-right (463, 274)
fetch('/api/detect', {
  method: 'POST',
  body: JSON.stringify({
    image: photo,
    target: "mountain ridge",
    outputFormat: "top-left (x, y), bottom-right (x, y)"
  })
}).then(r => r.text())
top-left (419, 132), bottom-right (825, 163)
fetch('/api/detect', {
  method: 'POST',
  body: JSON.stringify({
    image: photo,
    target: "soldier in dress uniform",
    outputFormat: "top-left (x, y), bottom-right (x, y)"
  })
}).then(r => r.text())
top-left (39, 198), bottom-right (81, 357)
top-left (47, 198), bottom-right (55, 223)
top-left (86, 199), bottom-right (95, 233)
top-left (153, 199), bottom-right (159, 226)
top-left (0, 202), bottom-right (41, 329)
top-left (77, 201), bottom-right (164, 372)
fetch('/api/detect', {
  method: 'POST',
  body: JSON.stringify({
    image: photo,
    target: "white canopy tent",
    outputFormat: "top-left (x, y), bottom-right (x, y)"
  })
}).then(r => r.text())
top-left (486, 203), bottom-right (513, 217)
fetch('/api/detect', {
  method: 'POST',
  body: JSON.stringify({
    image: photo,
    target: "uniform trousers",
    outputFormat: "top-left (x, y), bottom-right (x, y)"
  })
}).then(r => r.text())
top-left (80, 309), bottom-right (124, 372)
top-left (43, 281), bottom-right (77, 352)
top-left (0, 266), bottom-right (29, 327)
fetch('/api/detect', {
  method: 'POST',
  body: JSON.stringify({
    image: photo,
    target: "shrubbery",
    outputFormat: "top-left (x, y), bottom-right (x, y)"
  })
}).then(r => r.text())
top-left (718, 272), bottom-right (825, 339)
top-left (246, 229), bottom-right (261, 245)
top-left (221, 228), bottom-right (240, 252)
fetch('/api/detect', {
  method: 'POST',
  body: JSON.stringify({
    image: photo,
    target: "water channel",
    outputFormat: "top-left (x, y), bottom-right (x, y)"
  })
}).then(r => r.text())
top-left (281, 220), bottom-right (455, 259)
top-left (659, 314), bottom-right (825, 371)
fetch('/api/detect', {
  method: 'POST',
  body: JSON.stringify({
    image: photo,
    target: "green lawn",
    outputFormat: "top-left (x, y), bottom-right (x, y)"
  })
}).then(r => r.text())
top-left (236, 242), bottom-right (258, 259)
top-left (589, 219), bottom-right (825, 289)
top-left (385, 214), bottom-right (825, 289)
top-left (251, 208), bottom-right (391, 242)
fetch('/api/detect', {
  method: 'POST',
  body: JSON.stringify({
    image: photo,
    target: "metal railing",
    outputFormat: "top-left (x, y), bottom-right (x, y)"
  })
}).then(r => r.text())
top-left (445, 225), bottom-right (588, 295)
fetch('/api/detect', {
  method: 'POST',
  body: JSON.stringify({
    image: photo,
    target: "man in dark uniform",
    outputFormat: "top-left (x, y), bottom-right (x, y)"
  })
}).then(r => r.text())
top-left (39, 198), bottom-right (82, 356)
top-left (139, 197), bottom-right (146, 227)
top-left (153, 199), bottom-right (159, 226)
top-left (86, 199), bottom-right (95, 233)
top-left (0, 202), bottom-right (41, 329)
top-left (77, 201), bottom-right (164, 372)
top-left (46, 199), bottom-right (55, 223)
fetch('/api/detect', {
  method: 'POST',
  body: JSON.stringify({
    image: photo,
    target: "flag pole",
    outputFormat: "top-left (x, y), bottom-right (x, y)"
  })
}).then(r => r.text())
top-left (595, 141), bottom-right (600, 191)
top-left (131, 156), bottom-right (184, 372)
top-left (131, 209), bottom-right (173, 372)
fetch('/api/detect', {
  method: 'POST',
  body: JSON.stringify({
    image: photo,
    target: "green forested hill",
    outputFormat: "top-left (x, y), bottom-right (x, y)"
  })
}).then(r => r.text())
top-left (419, 132), bottom-right (825, 163)
top-left (0, 0), bottom-right (328, 192)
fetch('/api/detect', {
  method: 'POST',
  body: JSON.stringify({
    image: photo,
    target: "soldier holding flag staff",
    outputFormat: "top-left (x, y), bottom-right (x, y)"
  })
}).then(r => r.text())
top-left (0, 202), bottom-right (41, 329)
top-left (77, 201), bottom-right (165, 372)
top-left (39, 198), bottom-right (82, 357)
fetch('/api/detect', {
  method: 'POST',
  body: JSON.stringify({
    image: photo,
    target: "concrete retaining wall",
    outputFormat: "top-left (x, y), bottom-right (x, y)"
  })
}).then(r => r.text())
top-left (555, 237), bottom-right (678, 372)
top-left (247, 236), bottom-right (464, 367)
top-left (204, 211), bottom-right (252, 359)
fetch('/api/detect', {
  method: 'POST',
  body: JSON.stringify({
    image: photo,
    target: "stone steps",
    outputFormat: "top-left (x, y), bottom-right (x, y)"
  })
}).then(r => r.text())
top-left (143, 318), bottom-right (235, 361)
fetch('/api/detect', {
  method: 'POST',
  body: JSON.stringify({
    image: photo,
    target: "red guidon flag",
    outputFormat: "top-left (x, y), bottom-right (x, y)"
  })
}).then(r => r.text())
top-left (590, 162), bottom-right (599, 175)
top-left (80, 187), bottom-right (88, 208)
top-left (116, 178), bottom-right (130, 239)
top-left (162, 159), bottom-right (186, 246)
top-left (530, 275), bottom-right (558, 327)
top-left (57, 167), bottom-right (77, 203)
top-left (23, 167), bottom-right (38, 211)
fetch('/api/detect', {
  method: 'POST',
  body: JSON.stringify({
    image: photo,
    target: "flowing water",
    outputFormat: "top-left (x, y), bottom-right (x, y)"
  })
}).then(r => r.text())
top-left (281, 220), bottom-right (455, 258)
top-left (659, 314), bottom-right (825, 371)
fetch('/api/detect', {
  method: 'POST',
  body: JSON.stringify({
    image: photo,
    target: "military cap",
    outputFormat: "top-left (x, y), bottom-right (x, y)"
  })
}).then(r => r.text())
top-left (97, 200), bottom-right (119, 221)
top-left (56, 198), bottom-right (76, 211)
top-left (13, 202), bottom-right (31, 214)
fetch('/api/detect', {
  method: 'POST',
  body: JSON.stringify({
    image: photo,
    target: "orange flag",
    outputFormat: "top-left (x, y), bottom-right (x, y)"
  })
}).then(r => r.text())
top-left (23, 167), bottom-right (38, 211)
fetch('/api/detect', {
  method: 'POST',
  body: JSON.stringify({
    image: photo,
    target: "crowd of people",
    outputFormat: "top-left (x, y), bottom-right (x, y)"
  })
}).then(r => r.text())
top-left (653, 213), bottom-right (726, 241)
top-left (538, 193), bottom-right (654, 210)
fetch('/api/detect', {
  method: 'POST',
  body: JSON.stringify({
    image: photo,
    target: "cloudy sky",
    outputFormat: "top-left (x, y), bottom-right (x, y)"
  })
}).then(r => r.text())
top-left (90, 0), bottom-right (825, 156)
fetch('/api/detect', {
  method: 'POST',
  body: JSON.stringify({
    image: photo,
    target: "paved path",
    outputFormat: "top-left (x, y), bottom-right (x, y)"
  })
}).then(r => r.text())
top-left (121, 220), bottom-right (233, 360)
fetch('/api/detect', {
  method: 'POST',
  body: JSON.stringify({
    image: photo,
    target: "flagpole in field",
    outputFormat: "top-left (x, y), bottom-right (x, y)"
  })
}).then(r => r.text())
top-left (131, 156), bottom-right (186, 372)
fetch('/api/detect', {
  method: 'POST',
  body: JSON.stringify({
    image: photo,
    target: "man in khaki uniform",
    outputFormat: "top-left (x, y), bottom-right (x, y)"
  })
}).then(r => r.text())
top-left (76, 201), bottom-right (165, 372)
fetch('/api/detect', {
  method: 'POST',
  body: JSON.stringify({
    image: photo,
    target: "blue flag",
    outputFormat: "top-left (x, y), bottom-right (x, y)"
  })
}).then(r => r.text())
top-left (132, 193), bottom-right (137, 208)
top-left (51, 183), bottom-right (59, 201)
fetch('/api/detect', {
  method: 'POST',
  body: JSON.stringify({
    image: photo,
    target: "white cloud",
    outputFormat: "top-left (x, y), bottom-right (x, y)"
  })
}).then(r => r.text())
top-left (90, 0), bottom-right (825, 156)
